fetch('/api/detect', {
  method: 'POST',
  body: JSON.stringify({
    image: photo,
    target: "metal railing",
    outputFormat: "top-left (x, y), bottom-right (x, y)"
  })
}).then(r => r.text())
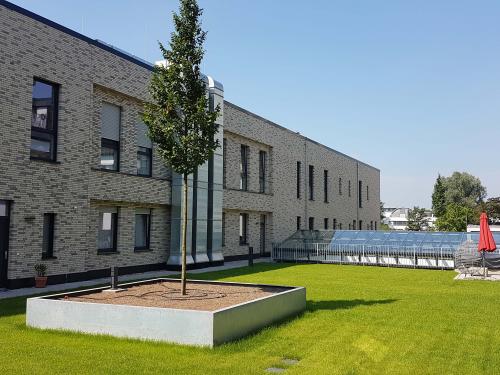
top-left (272, 243), bottom-right (456, 270)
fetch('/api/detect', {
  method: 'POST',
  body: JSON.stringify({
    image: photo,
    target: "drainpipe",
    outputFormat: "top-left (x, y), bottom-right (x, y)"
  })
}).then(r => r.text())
top-left (356, 162), bottom-right (359, 227)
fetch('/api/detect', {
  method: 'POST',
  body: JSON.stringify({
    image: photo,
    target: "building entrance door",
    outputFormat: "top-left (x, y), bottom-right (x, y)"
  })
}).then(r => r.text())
top-left (0, 201), bottom-right (11, 289)
top-left (259, 214), bottom-right (266, 256)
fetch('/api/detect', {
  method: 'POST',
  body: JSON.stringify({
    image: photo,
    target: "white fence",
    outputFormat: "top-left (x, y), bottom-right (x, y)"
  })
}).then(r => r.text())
top-left (272, 243), bottom-right (456, 270)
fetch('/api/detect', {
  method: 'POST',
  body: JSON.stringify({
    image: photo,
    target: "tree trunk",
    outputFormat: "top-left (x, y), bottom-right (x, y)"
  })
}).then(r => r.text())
top-left (181, 173), bottom-right (188, 295)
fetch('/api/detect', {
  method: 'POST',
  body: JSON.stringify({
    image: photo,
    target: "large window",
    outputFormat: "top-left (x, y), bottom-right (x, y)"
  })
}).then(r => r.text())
top-left (98, 209), bottom-right (118, 252)
top-left (42, 213), bottom-right (55, 259)
top-left (239, 213), bottom-right (248, 245)
top-left (240, 145), bottom-right (249, 191)
top-left (309, 165), bottom-right (314, 200)
top-left (324, 170), bottom-right (328, 203)
top-left (259, 150), bottom-right (267, 193)
top-left (296, 161), bottom-right (301, 199)
top-left (134, 210), bottom-right (151, 250)
top-left (136, 119), bottom-right (152, 177)
top-left (100, 103), bottom-right (121, 171)
top-left (308, 217), bottom-right (314, 230)
top-left (31, 79), bottom-right (59, 161)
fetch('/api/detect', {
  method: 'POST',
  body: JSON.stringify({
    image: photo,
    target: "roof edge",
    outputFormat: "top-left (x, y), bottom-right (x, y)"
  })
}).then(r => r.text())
top-left (224, 100), bottom-right (380, 172)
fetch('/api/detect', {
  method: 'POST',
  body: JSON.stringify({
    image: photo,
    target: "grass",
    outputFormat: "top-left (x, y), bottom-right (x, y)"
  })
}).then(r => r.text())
top-left (2, 263), bottom-right (500, 374)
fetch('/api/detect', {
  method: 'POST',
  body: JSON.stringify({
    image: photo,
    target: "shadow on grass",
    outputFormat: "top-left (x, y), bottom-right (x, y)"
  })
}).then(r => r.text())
top-left (307, 298), bottom-right (398, 312)
top-left (186, 262), bottom-right (298, 281)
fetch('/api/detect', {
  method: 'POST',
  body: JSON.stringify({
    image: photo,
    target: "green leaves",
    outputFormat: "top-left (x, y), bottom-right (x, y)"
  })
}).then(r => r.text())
top-left (142, 0), bottom-right (220, 177)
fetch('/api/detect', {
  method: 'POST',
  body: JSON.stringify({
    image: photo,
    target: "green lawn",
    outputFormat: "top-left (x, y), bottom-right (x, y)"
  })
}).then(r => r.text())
top-left (1, 263), bottom-right (500, 374)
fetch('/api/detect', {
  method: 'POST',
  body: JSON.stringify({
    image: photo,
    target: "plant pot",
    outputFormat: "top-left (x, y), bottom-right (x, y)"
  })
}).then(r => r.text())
top-left (35, 276), bottom-right (48, 288)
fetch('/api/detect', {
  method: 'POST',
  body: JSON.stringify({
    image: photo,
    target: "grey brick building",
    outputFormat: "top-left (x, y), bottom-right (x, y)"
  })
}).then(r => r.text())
top-left (0, 1), bottom-right (380, 288)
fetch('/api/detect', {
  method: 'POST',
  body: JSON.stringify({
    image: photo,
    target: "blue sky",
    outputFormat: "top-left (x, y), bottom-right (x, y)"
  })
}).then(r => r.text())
top-left (11, 0), bottom-right (500, 208)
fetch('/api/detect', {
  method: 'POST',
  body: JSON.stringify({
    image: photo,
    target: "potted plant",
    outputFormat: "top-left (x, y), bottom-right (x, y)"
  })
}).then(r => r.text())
top-left (34, 263), bottom-right (48, 288)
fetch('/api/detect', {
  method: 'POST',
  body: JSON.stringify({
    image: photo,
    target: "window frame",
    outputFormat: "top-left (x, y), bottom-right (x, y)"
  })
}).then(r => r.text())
top-left (137, 146), bottom-right (152, 177)
top-left (134, 211), bottom-right (151, 251)
top-left (31, 78), bottom-right (59, 162)
top-left (41, 213), bottom-right (56, 259)
top-left (98, 210), bottom-right (118, 253)
top-left (239, 213), bottom-right (249, 245)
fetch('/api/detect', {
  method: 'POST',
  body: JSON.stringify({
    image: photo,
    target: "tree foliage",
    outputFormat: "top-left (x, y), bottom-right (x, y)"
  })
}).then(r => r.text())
top-left (442, 172), bottom-right (486, 210)
top-left (431, 175), bottom-right (446, 218)
top-left (407, 206), bottom-right (428, 231)
top-left (435, 204), bottom-right (475, 232)
top-left (143, 0), bottom-right (220, 177)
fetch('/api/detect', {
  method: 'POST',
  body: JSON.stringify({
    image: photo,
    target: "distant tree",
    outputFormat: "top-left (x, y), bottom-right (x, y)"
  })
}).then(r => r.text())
top-left (379, 223), bottom-right (391, 231)
top-left (479, 197), bottom-right (500, 223)
top-left (407, 206), bottom-right (428, 231)
top-left (435, 204), bottom-right (475, 232)
top-left (143, 0), bottom-right (220, 295)
top-left (443, 172), bottom-right (486, 209)
top-left (431, 174), bottom-right (446, 218)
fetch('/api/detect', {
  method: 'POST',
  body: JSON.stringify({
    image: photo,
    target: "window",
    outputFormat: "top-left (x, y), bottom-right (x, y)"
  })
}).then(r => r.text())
top-left (222, 212), bottom-right (226, 246)
top-left (309, 165), bottom-right (314, 200)
top-left (339, 223), bottom-right (342, 230)
top-left (134, 210), bottom-right (151, 250)
top-left (348, 223), bottom-right (352, 230)
top-left (98, 209), bottom-right (118, 252)
top-left (296, 216), bottom-right (301, 231)
top-left (223, 138), bottom-right (227, 188)
top-left (31, 79), bottom-right (59, 161)
top-left (240, 145), bottom-right (249, 191)
top-left (359, 181), bottom-right (363, 208)
top-left (367, 185), bottom-right (369, 201)
top-left (370, 221), bottom-right (374, 230)
top-left (348, 180), bottom-right (351, 197)
top-left (333, 218), bottom-right (337, 230)
top-left (308, 217), bottom-right (314, 230)
top-left (324, 170), bottom-right (328, 203)
top-left (374, 221), bottom-right (378, 230)
top-left (324, 218), bottom-right (329, 230)
top-left (296, 161), bottom-right (301, 199)
top-left (259, 150), bottom-right (267, 193)
top-left (239, 213), bottom-right (248, 245)
top-left (339, 177), bottom-right (342, 195)
top-left (137, 147), bottom-right (152, 176)
top-left (353, 220), bottom-right (356, 230)
top-left (359, 220), bottom-right (363, 230)
top-left (136, 119), bottom-right (152, 176)
top-left (42, 213), bottom-right (55, 259)
top-left (100, 103), bottom-right (121, 171)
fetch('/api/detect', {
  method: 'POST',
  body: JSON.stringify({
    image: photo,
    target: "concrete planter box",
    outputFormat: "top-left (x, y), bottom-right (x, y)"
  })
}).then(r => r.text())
top-left (26, 278), bottom-right (306, 347)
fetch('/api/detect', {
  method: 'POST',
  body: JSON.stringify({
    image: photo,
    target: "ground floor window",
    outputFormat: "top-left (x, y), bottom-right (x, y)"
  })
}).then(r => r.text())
top-left (239, 213), bottom-right (248, 245)
top-left (42, 213), bottom-right (55, 259)
top-left (324, 218), bottom-right (329, 230)
top-left (98, 208), bottom-right (118, 252)
top-left (135, 209), bottom-right (151, 250)
top-left (309, 217), bottom-right (314, 230)
top-left (333, 218), bottom-right (337, 230)
top-left (296, 216), bottom-right (301, 231)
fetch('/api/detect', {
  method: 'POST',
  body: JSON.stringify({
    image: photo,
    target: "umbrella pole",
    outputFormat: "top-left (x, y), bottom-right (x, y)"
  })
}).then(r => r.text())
top-left (482, 251), bottom-right (486, 279)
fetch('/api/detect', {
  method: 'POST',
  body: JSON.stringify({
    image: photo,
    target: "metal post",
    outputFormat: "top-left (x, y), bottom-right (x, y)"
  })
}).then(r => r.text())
top-left (111, 266), bottom-right (118, 290)
top-left (248, 246), bottom-right (254, 267)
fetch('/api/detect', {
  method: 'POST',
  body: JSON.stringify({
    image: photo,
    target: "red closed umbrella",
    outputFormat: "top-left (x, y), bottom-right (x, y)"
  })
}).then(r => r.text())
top-left (478, 212), bottom-right (496, 277)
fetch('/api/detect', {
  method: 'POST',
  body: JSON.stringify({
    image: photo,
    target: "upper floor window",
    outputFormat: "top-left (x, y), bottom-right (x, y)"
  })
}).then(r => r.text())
top-left (308, 165), bottom-right (314, 200)
top-left (31, 79), bottom-right (59, 161)
top-left (259, 150), bottom-right (267, 193)
top-left (296, 161), bottom-right (301, 199)
top-left (136, 119), bottom-right (152, 177)
top-left (348, 180), bottom-right (351, 197)
top-left (323, 170), bottom-right (328, 203)
top-left (240, 145), bottom-right (249, 191)
top-left (359, 180), bottom-right (363, 208)
top-left (367, 185), bottom-right (369, 201)
top-left (338, 177), bottom-right (342, 195)
top-left (100, 103), bottom-right (121, 171)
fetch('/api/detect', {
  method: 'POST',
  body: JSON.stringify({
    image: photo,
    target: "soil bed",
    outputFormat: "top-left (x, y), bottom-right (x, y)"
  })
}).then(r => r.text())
top-left (61, 280), bottom-right (287, 311)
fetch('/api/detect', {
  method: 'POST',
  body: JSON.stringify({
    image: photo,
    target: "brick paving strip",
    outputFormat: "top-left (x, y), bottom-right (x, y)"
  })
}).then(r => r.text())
top-left (0, 259), bottom-right (271, 300)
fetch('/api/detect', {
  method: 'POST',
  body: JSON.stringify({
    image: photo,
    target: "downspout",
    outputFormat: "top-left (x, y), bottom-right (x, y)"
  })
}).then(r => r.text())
top-left (356, 162), bottom-right (359, 227)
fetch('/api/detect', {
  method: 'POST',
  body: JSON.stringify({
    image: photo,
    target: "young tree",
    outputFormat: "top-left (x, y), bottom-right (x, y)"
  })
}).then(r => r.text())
top-left (407, 206), bottom-right (428, 231)
top-left (143, 0), bottom-right (220, 295)
top-left (431, 174), bottom-right (446, 218)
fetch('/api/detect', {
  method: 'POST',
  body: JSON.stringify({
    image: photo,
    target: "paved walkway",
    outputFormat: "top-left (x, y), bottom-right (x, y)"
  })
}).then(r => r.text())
top-left (454, 268), bottom-right (500, 281)
top-left (0, 258), bottom-right (271, 300)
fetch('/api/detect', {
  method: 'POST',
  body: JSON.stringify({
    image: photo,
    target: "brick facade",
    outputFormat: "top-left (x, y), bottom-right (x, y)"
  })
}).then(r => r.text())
top-left (0, 1), bottom-right (380, 287)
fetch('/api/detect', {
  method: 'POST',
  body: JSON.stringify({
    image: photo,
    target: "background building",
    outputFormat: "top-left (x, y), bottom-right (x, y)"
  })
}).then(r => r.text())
top-left (0, 1), bottom-right (380, 288)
